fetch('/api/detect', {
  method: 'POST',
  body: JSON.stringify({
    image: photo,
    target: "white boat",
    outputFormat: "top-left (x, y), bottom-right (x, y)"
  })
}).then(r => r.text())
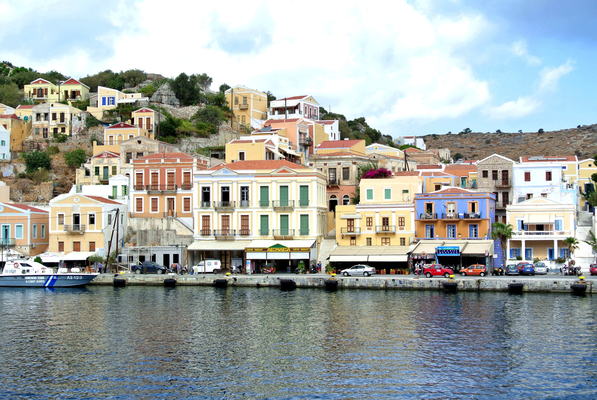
top-left (0, 260), bottom-right (98, 287)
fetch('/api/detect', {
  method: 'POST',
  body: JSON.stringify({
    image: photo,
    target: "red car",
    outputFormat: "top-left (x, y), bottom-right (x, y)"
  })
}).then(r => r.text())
top-left (590, 264), bottom-right (597, 276)
top-left (424, 264), bottom-right (454, 278)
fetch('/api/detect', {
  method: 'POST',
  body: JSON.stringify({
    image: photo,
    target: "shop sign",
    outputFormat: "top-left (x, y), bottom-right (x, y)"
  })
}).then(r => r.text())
top-left (436, 246), bottom-right (460, 256)
top-left (245, 245), bottom-right (311, 252)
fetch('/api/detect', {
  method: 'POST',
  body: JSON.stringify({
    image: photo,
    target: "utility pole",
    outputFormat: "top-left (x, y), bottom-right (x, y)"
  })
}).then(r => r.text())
top-left (230, 87), bottom-right (234, 128)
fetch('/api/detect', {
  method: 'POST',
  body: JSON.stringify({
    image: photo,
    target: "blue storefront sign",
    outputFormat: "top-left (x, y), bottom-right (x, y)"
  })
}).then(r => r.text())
top-left (436, 246), bottom-right (460, 256)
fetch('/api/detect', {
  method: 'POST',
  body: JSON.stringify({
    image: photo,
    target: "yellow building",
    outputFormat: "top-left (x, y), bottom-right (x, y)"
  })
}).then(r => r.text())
top-left (0, 114), bottom-right (29, 153)
top-left (76, 151), bottom-right (122, 187)
top-left (60, 78), bottom-right (90, 102)
top-left (189, 160), bottom-right (327, 271)
top-left (93, 122), bottom-right (152, 155)
top-left (225, 135), bottom-right (303, 164)
top-left (15, 105), bottom-right (35, 122)
top-left (365, 143), bottom-right (404, 158)
top-left (225, 85), bottom-right (268, 129)
top-left (578, 158), bottom-right (597, 208)
top-left (24, 77), bottom-right (89, 104)
top-left (87, 86), bottom-right (146, 120)
top-left (131, 107), bottom-right (155, 134)
top-left (49, 194), bottom-right (126, 256)
top-left (30, 102), bottom-right (82, 139)
top-left (315, 139), bottom-right (366, 156)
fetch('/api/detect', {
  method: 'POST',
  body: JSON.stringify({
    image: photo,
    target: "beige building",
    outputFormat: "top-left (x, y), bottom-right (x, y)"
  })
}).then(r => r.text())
top-left (0, 113), bottom-right (29, 153)
top-left (30, 102), bottom-right (82, 139)
top-left (225, 85), bottom-right (268, 129)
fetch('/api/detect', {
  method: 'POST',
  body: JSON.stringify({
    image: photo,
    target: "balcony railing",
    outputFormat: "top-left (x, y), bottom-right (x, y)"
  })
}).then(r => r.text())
top-left (298, 229), bottom-right (310, 236)
top-left (146, 184), bottom-right (177, 192)
top-left (239, 229), bottom-right (251, 236)
top-left (259, 229), bottom-right (269, 236)
top-left (376, 225), bottom-right (396, 233)
top-left (495, 201), bottom-right (511, 210)
top-left (200, 201), bottom-right (211, 208)
top-left (328, 178), bottom-right (337, 186)
top-left (213, 229), bottom-right (236, 239)
top-left (200, 229), bottom-right (212, 236)
top-left (513, 230), bottom-right (573, 236)
top-left (341, 227), bottom-right (361, 235)
top-left (299, 138), bottom-right (313, 147)
top-left (298, 199), bottom-right (309, 207)
top-left (64, 224), bottom-right (86, 234)
top-left (420, 213), bottom-right (438, 220)
top-left (259, 200), bottom-right (269, 207)
top-left (214, 201), bottom-right (235, 210)
top-left (239, 104), bottom-right (249, 109)
top-left (495, 179), bottom-right (512, 188)
top-left (272, 200), bottom-right (294, 210)
top-left (238, 200), bottom-right (250, 208)
top-left (181, 183), bottom-right (192, 190)
top-left (273, 229), bottom-right (295, 238)
top-left (0, 238), bottom-right (16, 246)
top-left (163, 211), bottom-right (177, 218)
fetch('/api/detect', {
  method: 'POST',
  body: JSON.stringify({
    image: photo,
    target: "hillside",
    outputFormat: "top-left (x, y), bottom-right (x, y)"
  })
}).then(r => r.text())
top-left (423, 125), bottom-right (597, 161)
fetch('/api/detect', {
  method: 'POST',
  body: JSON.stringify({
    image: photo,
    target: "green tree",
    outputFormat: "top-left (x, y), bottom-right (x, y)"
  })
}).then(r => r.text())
top-left (0, 83), bottom-right (20, 107)
top-left (491, 222), bottom-right (513, 265)
top-left (219, 83), bottom-right (231, 93)
top-left (171, 73), bottom-right (200, 105)
top-left (195, 73), bottom-right (213, 91)
top-left (24, 151), bottom-right (51, 174)
top-left (63, 149), bottom-right (87, 168)
top-left (265, 91), bottom-right (276, 107)
top-left (454, 153), bottom-right (464, 161)
top-left (193, 105), bottom-right (226, 126)
top-left (9, 69), bottom-right (38, 89)
top-left (564, 237), bottom-right (579, 265)
top-left (460, 127), bottom-right (472, 134)
top-left (41, 70), bottom-right (68, 84)
top-left (120, 69), bottom-right (146, 87)
top-left (85, 114), bottom-right (101, 128)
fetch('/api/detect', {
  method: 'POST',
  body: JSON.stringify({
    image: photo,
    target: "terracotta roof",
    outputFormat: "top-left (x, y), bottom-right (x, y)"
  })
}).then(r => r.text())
top-left (16, 105), bottom-right (35, 109)
top-left (107, 122), bottom-right (137, 129)
top-left (312, 151), bottom-right (368, 158)
top-left (263, 118), bottom-right (300, 124)
top-left (444, 165), bottom-right (477, 175)
top-left (316, 120), bottom-right (336, 125)
top-left (393, 171), bottom-right (419, 176)
top-left (404, 148), bottom-right (423, 153)
top-left (436, 187), bottom-right (476, 194)
top-left (209, 160), bottom-right (309, 171)
top-left (317, 140), bottom-right (364, 149)
top-left (7, 203), bottom-right (48, 213)
top-left (133, 107), bottom-right (154, 113)
top-left (86, 196), bottom-right (123, 205)
top-left (134, 152), bottom-right (193, 161)
top-left (281, 95), bottom-right (307, 100)
top-left (0, 114), bottom-right (19, 120)
top-left (62, 78), bottom-right (86, 86)
top-left (30, 78), bottom-right (52, 85)
top-left (416, 164), bottom-right (442, 170)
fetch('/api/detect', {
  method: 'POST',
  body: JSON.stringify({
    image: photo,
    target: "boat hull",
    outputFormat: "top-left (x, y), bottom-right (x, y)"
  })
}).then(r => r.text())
top-left (0, 274), bottom-right (98, 287)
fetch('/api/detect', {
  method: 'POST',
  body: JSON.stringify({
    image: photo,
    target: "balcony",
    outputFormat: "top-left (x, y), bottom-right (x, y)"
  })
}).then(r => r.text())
top-left (298, 199), bottom-right (309, 207)
top-left (0, 238), bottom-right (16, 246)
top-left (328, 178), bottom-right (338, 186)
top-left (200, 229), bottom-right (212, 236)
top-left (442, 213), bottom-right (458, 220)
top-left (513, 229), bottom-right (573, 237)
top-left (297, 229), bottom-right (310, 236)
top-left (213, 229), bottom-right (236, 240)
top-left (259, 200), bottom-right (269, 207)
top-left (214, 201), bottom-right (235, 211)
top-left (273, 229), bottom-right (295, 239)
top-left (495, 201), bottom-right (511, 210)
top-left (238, 229), bottom-right (251, 237)
top-left (238, 200), bottom-right (250, 208)
top-left (163, 211), bottom-right (177, 218)
top-left (99, 174), bottom-right (110, 183)
top-left (200, 201), bottom-right (211, 208)
top-left (272, 200), bottom-right (295, 210)
top-left (341, 227), bottom-right (361, 235)
top-left (420, 213), bottom-right (438, 220)
top-left (376, 225), bottom-right (396, 233)
top-left (299, 137), bottom-right (313, 147)
top-left (239, 104), bottom-right (249, 110)
top-left (146, 184), bottom-right (177, 193)
top-left (64, 224), bottom-right (86, 234)
top-left (181, 183), bottom-right (192, 190)
top-left (495, 179), bottom-right (512, 188)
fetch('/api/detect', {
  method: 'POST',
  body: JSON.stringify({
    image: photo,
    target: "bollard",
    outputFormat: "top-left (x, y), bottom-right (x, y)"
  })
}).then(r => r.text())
top-left (164, 278), bottom-right (177, 287)
top-left (324, 279), bottom-right (339, 292)
top-left (279, 279), bottom-right (296, 291)
top-left (508, 282), bottom-right (524, 294)
top-left (213, 279), bottom-right (228, 288)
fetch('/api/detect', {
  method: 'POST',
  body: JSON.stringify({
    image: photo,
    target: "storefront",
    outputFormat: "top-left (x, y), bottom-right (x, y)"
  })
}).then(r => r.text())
top-left (187, 241), bottom-right (251, 272)
top-left (410, 240), bottom-right (494, 272)
top-left (329, 246), bottom-right (411, 273)
top-left (245, 240), bottom-right (316, 273)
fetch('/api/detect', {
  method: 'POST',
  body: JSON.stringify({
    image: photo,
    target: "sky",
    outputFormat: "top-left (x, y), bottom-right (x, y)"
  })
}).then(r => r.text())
top-left (2, 0), bottom-right (596, 138)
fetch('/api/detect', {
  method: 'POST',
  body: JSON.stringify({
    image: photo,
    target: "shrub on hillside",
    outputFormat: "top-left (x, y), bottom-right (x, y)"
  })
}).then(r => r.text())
top-left (63, 149), bottom-right (87, 168)
top-left (24, 151), bottom-right (51, 174)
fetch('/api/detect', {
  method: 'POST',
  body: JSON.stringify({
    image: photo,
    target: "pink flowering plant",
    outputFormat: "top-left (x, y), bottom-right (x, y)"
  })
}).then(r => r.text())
top-left (361, 168), bottom-right (392, 179)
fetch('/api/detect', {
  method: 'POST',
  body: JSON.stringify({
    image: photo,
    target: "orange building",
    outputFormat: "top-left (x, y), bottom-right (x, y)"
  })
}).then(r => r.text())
top-left (131, 153), bottom-right (207, 219)
top-left (0, 203), bottom-right (49, 256)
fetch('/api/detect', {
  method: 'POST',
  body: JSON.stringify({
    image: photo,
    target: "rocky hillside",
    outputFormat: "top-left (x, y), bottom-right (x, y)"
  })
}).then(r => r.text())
top-left (423, 124), bottom-right (597, 161)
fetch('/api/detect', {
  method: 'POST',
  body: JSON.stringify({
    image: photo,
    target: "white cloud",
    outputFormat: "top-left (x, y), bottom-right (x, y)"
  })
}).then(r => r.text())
top-left (511, 40), bottom-right (541, 66)
top-left (484, 96), bottom-right (540, 119)
top-left (538, 60), bottom-right (575, 92)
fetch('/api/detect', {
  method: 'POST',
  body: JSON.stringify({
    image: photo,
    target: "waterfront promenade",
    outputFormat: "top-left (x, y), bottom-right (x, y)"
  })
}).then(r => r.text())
top-left (90, 272), bottom-right (595, 294)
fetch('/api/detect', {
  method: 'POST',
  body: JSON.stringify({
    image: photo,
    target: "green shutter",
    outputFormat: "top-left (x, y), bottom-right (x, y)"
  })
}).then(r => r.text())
top-left (280, 186), bottom-right (289, 207)
top-left (300, 215), bottom-right (309, 236)
top-left (260, 215), bottom-right (269, 235)
top-left (280, 215), bottom-right (289, 235)
top-left (260, 186), bottom-right (269, 207)
top-left (384, 188), bottom-right (391, 200)
top-left (300, 186), bottom-right (309, 207)
top-left (112, 186), bottom-right (117, 198)
top-left (103, 166), bottom-right (109, 180)
top-left (366, 189), bottom-right (373, 200)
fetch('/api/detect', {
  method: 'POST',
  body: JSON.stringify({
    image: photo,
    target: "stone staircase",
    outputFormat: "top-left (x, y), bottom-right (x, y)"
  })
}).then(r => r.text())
top-left (574, 212), bottom-right (595, 272)
top-left (318, 233), bottom-right (337, 267)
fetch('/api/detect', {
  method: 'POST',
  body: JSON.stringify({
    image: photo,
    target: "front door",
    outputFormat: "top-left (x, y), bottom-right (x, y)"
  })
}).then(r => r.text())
top-left (1, 225), bottom-right (9, 245)
top-left (73, 214), bottom-right (80, 230)
top-left (167, 198), bottom-right (175, 216)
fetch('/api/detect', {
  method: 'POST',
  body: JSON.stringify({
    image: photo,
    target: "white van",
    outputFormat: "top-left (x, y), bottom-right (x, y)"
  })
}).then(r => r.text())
top-left (193, 259), bottom-right (222, 274)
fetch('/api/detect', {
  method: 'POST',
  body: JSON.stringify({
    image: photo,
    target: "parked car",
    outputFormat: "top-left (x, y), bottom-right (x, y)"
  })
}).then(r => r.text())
top-left (505, 264), bottom-right (519, 275)
top-left (534, 262), bottom-right (547, 275)
top-left (193, 259), bottom-right (222, 274)
top-left (424, 264), bottom-right (454, 278)
top-left (341, 264), bottom-right (376, 277)
top-left (590, 264), bottom-right (597, 276)
top-left (460, 264), bottom-right (487, 276)
top-left (131, 261), bottom-right (167, 274)
top-left (518, 262), bottom-right (535, 276)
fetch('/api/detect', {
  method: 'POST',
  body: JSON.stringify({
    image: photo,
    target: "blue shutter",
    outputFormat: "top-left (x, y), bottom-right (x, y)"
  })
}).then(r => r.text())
top-left (525, 249), bottom-right (532, 259)
top-left (102, 97), bottom-right (106, 106)
top-left (555, 220), bottom-right (562, 231)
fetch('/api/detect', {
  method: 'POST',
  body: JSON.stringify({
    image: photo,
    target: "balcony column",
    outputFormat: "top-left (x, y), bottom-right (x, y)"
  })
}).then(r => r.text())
top-left (507, 239), bottom-right (511, 262)
top-left (553, 239), bottom-right (558, 260)
top-left (521, 239), bottom-right (526, 260)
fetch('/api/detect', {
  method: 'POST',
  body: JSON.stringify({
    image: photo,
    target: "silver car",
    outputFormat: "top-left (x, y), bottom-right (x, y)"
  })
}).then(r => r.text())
top-left (534, 262), bottom-right (547, 275)
top-left (341, 264), bottom-right (376, 277)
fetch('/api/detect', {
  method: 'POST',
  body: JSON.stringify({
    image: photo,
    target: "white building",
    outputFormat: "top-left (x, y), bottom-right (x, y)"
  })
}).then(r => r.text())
top-left (0, 125), bottom-right (10, 160)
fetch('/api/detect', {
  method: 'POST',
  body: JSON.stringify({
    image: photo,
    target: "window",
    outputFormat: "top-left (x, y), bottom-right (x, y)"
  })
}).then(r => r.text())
top-left (561, 248), bottom-right (570, 259)
top-left (238, 151), bottom-right (245, 161)
top-left (398, 217), bottom-right (405, 227)
top-left (342, 195), bottom-right (350, 205)
top-left (151, 198), bottom-right (158, 213)
top-left (366, 238), bottom-right (372, 246)
top-left (366, 188), bottom-right (373, 201)
top-left (541, 193), bottom-right (547, 198)
top-left (342, 167), bottom-right (350, 180)
top-left (41, 224), bottom-right (45, 238)
top-left (381, 237), bottom-right (390, 246)
top-left (555, 219), bottom-right (563, 231)
top-left (95, 167), bottom-right (99, 176)
top-left (434, 184), bottom-right (441, 191)
top-left (52, 112), bottom-right (56, 121)
top-left (241, 186), bottom-right (250, 206)
top-left (89, 214), bottom-right (95, 226)
top-left (525, 248), bottom-right (533, 260)
top-left (73, 242), bottom-right (81, 252)
top-left (492, 170), bottom-right (498, 180)
top-left (259, 186), bottom-right (269, 207)
top-left (241, 215), bottom-right (250, 236)
top-left (260, 215), bottom-right (269, 235)
top-left (524, 171), bottom-right (531, 182)
top-left (108, 214), bottom-right (112, 226)
top-left (447, 202), bottom-right (456, 214)
top-left (447, 225), bottom-right (456, 238)
top-left (183, 197), bottom-right (191, 212)
top-left (58, 241), bottom-right (64, 252)
top-left (469, 202), bottom-right (478, 213)
top-left (122, 185), bottom-right (128, 196)
top-left (135, 198), bottom-right (143, 213)
top-left (32, 224), bottom-right (37, 239)
top-left (112, 166), bottom-right (117, 175)
top-left (328, 168), bottom-right (336, 184)
top-left (58, 214), bottom-right (64, 226)
top-left (0, 140), bottom-right (5, 146)
top-left (510, 248), bottom-right (520, 259)
top-left (526, 193), bottom-right (533, 200)
top-left (202, 215), bottom-right (211, 235)
top-left (546, 171), bottom-right (552, 181)
top-left (15, 224), bottom-right (23, 239)
top-left (384, 188), bottom-right (391, 200)
top-left (347, 219), bottom-right (355, 233)
top-left (469, 224), bottom-right (478, 238)
top-left (350, 237), bottom-right (356, 246)
top-left (89, 242), bottom-right (96, 251)
top-left (425, 203), bottom-right (433, 214)
top-left (400, 237), bottom-right (406, 246)
top-left (300, 214), bottom-right (309, 236)
top-left (425, 225), bottom-right (434, 238)
top-left (366, 217), bottom-right (373, 229)
top-left (381, 217), bottom-right (390, 231)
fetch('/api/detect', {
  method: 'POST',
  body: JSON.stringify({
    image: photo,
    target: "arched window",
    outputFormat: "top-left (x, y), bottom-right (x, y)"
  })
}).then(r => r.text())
top-left (342, 194), bottom-right (350, 205)
top-left (329, 195), bottom-right (338, 212)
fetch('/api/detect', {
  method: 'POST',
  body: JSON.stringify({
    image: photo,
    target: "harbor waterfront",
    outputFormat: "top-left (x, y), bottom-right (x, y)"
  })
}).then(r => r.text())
top-left (1, 285), bottom-right (597, 399)
top-left (91, 272), bottom-right (596, 294)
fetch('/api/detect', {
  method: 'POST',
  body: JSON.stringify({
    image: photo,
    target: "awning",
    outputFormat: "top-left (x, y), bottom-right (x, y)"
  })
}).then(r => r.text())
top-left (329, 246), bottom-right (409, 263)
top-left (461, 241), bottom-right (494, 255)
top-left (268, 148), bottom-right (286, 159)
top-left (525, 214), bottom-right (552, 224)
top-left (247, 239), bottom-right (316, 249)
top-left (61, 251), bottom-right (97, 261)
top-left (187, 241), bottom-right (252, 251)
top-left (367, 247), bottom-right (409, 262)
top-left (329, 247), bottom-right (368, 262)
top-left (411, 242), bottom-right (439, 255)
top-left (340, 214), bottom-right (362, 219)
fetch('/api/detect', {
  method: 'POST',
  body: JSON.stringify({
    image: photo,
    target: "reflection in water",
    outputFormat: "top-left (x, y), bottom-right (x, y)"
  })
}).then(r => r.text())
top-left (0, 286), bottom-right (596, 399)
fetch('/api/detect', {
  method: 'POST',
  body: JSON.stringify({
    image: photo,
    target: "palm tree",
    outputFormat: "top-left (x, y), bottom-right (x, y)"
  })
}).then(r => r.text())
top-left (584, 230), bottom-right (597, 262)
top-left (564, 236), bottom-right (580, 266)
top-left (491, 222), bottom-right (513, 265)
